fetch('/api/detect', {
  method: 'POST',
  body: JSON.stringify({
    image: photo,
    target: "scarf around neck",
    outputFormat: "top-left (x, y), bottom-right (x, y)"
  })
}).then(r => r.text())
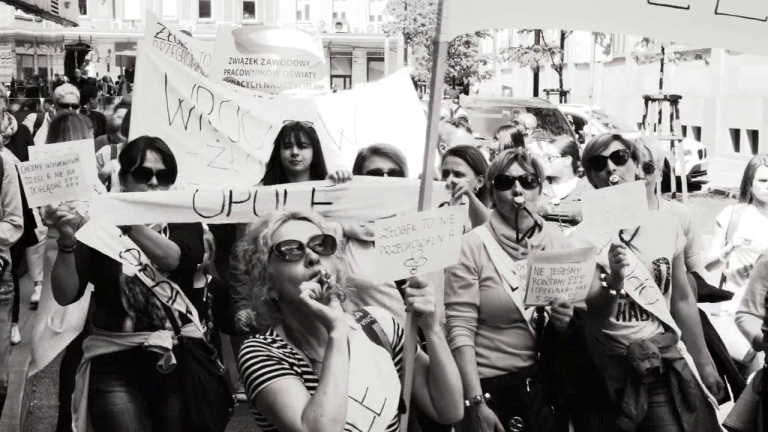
top-left (487, 209), bottom-right (546, 260)
top-left (0, 112), bottom-right (18, 146)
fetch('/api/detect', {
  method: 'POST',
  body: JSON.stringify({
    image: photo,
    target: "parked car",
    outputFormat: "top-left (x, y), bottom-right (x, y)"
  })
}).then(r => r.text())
top-left (463, 97), bottom-right (578, 142)
top-left (558, 104), bottom-right (709, 187)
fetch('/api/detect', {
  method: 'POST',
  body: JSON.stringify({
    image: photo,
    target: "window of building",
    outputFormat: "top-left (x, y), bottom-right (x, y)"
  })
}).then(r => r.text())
top-left (162, 0), bottom-right (178, 20)
top-left (368, 0), bottom-right (385, 22)
top-left (331, 53), bottom-right (352, 91)
top-left (367, 57), bottom-right (385, 83)
top-left (333, 0), bottom-right (347, 19)
top-left (37, 56), bottom-right (48, 79)
top-left (199, 0), bottom-right (212, 19)
top-left (124, 0), bottom-right (141, 20)
top-left (243, 0), bottom-right (257, 20)
top-left (79, 0), bottom-right (88, 16)
top-left (296, 0), bottom-right (311, 22)
top-left (16, 54), bottom-right (33, 80)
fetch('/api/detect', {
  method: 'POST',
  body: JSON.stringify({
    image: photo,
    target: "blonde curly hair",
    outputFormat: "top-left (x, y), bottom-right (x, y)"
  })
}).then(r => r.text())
top-left (231, 211), bottom-right (349, 332)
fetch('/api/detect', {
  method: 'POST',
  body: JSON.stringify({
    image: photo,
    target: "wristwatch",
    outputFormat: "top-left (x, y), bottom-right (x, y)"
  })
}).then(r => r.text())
top-left (464, 393), bottom-right (491, 408)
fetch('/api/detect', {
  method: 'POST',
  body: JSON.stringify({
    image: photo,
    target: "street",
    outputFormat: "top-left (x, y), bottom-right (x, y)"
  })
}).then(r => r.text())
top-left (19, 190), bottom-right (738, 431)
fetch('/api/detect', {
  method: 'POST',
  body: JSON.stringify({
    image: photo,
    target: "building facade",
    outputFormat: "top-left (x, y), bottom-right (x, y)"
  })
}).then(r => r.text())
top-left (477, 29), bottom-right (768, 160)
top-left (0, 0), bottom-right (404, 91)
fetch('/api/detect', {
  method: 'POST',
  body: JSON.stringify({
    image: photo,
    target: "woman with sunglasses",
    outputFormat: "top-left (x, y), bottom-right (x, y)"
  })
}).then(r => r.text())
top-left (233, 211), bottom-right (463, 432)
top-left (352, 143), bottom-right (408, 179)
top-left (445, 148), bottom-right (581, 432)
top-left (441, 145), bottom-right (491, 230)
top-left (48, 136), bottom-right (206, 432)
top-left (570, 133), bottom-right (722, 431)
top-left (538, 136), bottom-right (593, 233)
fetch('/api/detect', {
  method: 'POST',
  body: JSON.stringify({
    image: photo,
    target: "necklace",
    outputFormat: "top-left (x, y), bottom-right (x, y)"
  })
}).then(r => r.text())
top-left (283, 327), bottom-right (324, 369)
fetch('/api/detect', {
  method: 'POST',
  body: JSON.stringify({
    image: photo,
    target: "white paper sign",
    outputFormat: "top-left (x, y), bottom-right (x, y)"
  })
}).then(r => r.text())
top-left (91, 178), bottom-right (454, 226)
top-left (144, 10), bottom-right (213, 76)
top-left (211, 25), bottom-right (328, 94)
top-left (373, 207), bottom-right (464, 283)
top-left (524, 247), bottom-right (596, 307)
top-left (28, 139), bottom-right (102, 193)
top-left (18, 153), bottom-right (90, 207)
top-left (581, 181), bottom-right (648, 231)
top-left (442, 0), bottom-right (768, 57)
top-left (131, 39), bottom-right (427, 187)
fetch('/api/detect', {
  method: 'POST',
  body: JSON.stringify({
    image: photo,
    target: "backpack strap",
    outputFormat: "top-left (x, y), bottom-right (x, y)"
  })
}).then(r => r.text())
top-left (32, 113), bottom-right (45, 138)
top-left (352, 308), bottom-right (407, 415)
top-left (725, 204), bottom-right (745, 247)
top-left (110, 143), bottom-right (118, 161)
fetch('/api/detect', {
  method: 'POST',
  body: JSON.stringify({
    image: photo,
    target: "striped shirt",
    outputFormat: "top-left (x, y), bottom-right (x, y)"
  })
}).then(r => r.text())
top-left (238, 308), bottom-right (405, 432)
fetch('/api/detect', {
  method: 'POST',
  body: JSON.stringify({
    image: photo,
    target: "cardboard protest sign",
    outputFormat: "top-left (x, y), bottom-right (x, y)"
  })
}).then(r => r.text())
top-left (18, 153), bottom-right (90, 207)
top-left (581, 181), bottom-right (648, 231)
top-left (130, 39), bottom-right (426, 187)
top-left (28, 139), bottom-right (104, 194)
top-left (211, 25), bottom-right (327, 94)
top-left (442, 0), bottom-right (768, 57)
top-left (524, 247), bottom-right (596, 307)
top-left (144, 10), bottom-right (213, 76)
top-left (90, 178), bottom-right (454, 226)
top-left (372, 207), bottom-right (464, 283)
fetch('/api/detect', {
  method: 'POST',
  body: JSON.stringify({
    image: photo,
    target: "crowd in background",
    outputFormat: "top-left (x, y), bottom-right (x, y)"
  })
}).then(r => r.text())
top-left (0, 64), bottom-right (766, 432)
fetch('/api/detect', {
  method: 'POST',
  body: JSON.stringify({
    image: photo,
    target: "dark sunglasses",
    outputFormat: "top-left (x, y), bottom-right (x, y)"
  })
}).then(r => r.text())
top-left (58, 103), bottom-right (80, 110)
top-left (130, 167), bottom-right (176, 186)
top-left (641, 162), bottom-right (658, 175)
top-left (364, 168), bottom-right (406, 178)
top-left (493, 173), bottom-right (540, 191)
top-left (271, 234), bottom-right (337, 263)
top-left (586, 149), bottom-right (631, 172)
top-left (283, 120), bottom-right (314, 128)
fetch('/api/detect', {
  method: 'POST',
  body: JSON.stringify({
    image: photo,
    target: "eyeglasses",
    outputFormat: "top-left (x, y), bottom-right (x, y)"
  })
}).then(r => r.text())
top-left (271, 234), bottom-right (337, 263)
top-left (586, 149), bottom-right (631, 172)
top-left (130, 167), bottom-right (176, 187)
top-left (543, 154), bottom-right (563, 163)
top-left (493, 173), bottom-right (540, 191)
top-left (283, 120), bottom-right (314, 128)
top-left (57, 103), bottom-right (80, 110)
top-left (641, 162), bottom-right (658, 175)
top-left (364, 168), bottom-right (406, 178)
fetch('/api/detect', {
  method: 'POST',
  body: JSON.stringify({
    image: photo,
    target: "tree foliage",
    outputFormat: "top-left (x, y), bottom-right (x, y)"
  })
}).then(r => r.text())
top-left (385, 0), bottom-right (492, 89)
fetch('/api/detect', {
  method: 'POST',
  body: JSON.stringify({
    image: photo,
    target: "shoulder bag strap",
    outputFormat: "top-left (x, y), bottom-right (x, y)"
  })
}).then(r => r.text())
top-left (352, 308), bottom-right (393, 358)
top-left (473, 226), bottom-right (536, 334)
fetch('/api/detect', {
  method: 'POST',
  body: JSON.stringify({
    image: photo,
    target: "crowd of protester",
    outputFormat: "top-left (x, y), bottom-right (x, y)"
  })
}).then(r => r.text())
top-left (0, 67), bottom-right (766, 432)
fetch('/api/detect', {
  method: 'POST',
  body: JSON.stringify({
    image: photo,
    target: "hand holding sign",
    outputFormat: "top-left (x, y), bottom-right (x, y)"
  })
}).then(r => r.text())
top-left (402, 276), bottom-right (438, 331)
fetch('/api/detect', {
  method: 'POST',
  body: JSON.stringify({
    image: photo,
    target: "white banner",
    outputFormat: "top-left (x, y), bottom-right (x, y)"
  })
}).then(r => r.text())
top-left (90, 178), bottom-right (456, 225)
top-left (130, 39), bottom-right (427, 187)
top-left (211, 25), bottom-right (328, 94)
top-left (144, 10), bottom-right (213, 76)
top-left (0, 42), bottom-right (13, 81)
top-left (443, 0), bottom-right (768, 57)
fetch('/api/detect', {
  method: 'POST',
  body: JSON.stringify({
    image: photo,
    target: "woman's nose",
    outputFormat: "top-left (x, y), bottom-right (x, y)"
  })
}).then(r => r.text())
top-left (305, 249), bottom-right (320, 266)
top-left (147, 174), bottom-right (159, 188)
top-left (511, 180), bottom-right (524, 193)
top-left (606, 160), bottom-right (618, 172)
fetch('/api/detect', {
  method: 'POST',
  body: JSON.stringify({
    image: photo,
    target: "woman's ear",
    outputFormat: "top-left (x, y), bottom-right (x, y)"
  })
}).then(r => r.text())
top-left (476, 175), bottom-right (485, 190)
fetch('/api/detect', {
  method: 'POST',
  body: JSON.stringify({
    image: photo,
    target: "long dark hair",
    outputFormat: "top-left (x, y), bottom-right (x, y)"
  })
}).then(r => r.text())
top-left (739, 154), bottom-right (768, 204)
top-left (260, 122), bottom-right (328, 186)
top-left (442, 145), bottom-right (490, 204)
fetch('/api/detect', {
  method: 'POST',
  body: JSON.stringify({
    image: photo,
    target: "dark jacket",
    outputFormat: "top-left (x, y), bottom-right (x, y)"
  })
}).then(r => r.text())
top-left (539, 309), bottom-right (720, 432)
top-left (5, 124), bottom-right (39, 251)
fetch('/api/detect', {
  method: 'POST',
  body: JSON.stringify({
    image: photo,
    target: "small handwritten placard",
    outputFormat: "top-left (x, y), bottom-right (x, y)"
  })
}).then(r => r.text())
top-left (18, 153), bottom-right (90, 207)
top-left (524, 247), bottom-right (596, 307)
top-left (373, 207), bottom-right (464, 283)
top-left (581, 180), bottom-right (648, 231)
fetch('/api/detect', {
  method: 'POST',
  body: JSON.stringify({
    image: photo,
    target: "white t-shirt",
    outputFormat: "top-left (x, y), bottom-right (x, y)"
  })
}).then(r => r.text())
top-left (716, 205), bottom-right (768, 313)
top-left (575, 211), bottom-right (686, 346)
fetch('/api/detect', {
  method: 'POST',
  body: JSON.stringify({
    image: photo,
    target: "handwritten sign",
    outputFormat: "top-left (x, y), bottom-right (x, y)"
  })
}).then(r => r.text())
top-left (131, 38), bottom-right (426, 187)
top-left (581, 181), bottom-right (648, 231)
top-left (0, 42), bottom-right (13, 81)
top-left (91, 178), bottom-right (454, 225)
top-left (210, 25), bottom-right (327, 94)
top-left (524, 247), bottom-right (596, 307)
top-left (145, 10), bottom-right (212, 76)
top-left (18, 153), bottom-right (90, 207)
top-left (28, 139), bottom-right (103, 193)
top-left (372, 207), bottom-right (464, 283)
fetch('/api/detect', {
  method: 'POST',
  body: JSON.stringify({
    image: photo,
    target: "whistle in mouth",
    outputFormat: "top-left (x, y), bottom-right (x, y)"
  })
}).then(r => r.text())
top-left (609, 175), bottom-right (620, 185)
top-left (319, 269), bottom-right (347, 304)
top-left (513, 196), bottom-right (526, 208)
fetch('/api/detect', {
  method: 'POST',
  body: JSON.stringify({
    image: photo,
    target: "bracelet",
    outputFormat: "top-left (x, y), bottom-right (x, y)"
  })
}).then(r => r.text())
top-left (464, 393), bottom-right (491, 408)
top-left (600, 272), bottom-right (625, 298)
top-left (57, 238), bottom-right (77, 254)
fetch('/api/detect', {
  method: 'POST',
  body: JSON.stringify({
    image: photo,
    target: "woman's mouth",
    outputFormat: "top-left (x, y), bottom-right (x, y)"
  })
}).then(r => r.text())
top-left (513, 196), bottom-right (526, 208)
